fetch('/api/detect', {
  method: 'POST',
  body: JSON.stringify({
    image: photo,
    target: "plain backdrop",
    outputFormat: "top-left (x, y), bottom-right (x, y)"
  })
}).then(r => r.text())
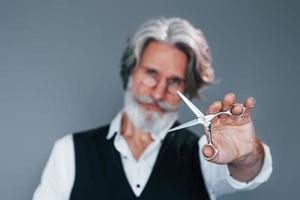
top-left (0, 0), bottom-right (299, 199)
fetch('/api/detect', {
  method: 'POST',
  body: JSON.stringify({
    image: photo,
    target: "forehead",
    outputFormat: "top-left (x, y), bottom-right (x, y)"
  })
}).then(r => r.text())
top-left (139, 41), bottom-right (188, 78)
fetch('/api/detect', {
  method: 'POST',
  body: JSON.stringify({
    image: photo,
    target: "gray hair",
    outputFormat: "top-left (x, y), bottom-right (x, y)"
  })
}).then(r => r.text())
top-left (120, 17), bottom-right (215, 98)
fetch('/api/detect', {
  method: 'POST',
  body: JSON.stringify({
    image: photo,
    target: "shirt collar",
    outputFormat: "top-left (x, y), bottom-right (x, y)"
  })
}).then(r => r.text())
top-left (106, 110), bottom-right (177, 141)
top-left (106, 111), bottom-right (122, 140)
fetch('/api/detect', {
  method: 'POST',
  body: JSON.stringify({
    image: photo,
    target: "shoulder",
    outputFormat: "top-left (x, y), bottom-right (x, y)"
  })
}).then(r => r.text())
top-left (72, 124), bottom-right (110, 141)
top-left (52, 134), bottom-right (74, 155)
top-left (69, 124), bottom-right (112, 151)
top-left (52, 124), bottom-right (110, 153)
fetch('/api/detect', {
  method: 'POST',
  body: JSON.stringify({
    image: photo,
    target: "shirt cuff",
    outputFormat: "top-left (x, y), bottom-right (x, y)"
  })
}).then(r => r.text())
top-left (225, 142), bottom-right (273, 190)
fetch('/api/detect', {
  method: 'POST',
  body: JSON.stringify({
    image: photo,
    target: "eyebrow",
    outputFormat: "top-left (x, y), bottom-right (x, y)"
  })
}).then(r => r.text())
top-left (141, 65), bottom-right (185, 80)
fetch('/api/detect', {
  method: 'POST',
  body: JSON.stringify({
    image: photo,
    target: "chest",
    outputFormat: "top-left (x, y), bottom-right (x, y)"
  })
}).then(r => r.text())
top-left (70, 128), bottom-right (210, 200)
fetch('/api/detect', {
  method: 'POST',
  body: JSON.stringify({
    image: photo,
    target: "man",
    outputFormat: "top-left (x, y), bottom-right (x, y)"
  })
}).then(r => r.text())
top-left (33, 17), bottom-right (272, 200)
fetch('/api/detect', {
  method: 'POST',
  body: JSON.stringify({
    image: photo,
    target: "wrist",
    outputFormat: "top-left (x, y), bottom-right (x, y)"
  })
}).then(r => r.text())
top-left (227, 139), bottom-right (265, 182)
top-left (230, 138), bottom-right (265, 168)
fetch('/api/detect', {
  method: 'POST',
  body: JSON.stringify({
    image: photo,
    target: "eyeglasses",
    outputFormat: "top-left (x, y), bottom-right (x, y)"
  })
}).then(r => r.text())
top-left (138, 66), bottom-right (186, 96)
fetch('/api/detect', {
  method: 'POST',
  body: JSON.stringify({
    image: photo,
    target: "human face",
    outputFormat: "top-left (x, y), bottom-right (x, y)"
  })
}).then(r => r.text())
top-left (131, 41), bottom-right (188, 113)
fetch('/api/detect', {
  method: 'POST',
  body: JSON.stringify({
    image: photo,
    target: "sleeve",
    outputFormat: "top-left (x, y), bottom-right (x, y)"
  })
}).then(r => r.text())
top-left (32, 134), bottom-right (75, 200)
top-left (198, 135), bottom-right (273, 200)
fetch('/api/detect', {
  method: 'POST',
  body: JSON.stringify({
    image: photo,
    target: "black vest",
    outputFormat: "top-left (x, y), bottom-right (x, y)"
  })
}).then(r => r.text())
top-left (70, 124), bottom-right (210, 200)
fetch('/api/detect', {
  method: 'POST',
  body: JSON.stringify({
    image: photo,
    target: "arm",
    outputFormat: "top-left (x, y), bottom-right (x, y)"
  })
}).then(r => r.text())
top-left (199, 136), bottom-right (273, 200)
top-left (199, 93), bottom-right (273, 199)
top-left (227, 138), bottom-right (265, 182)
top-left (32, 135), bottom-right (75, 200)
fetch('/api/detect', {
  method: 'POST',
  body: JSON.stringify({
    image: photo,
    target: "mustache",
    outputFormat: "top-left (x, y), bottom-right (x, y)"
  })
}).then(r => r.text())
top-left (135, 95), bottom-right (177, 112)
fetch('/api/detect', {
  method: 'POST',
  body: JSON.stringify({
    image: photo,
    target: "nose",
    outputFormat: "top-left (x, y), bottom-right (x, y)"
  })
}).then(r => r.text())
top-left (151, 79), bottom-right (167, 101)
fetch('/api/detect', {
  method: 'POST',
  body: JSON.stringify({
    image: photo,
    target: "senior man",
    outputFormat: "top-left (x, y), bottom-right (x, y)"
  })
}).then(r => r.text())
top-left (33, 17), bottom-right (272, 200)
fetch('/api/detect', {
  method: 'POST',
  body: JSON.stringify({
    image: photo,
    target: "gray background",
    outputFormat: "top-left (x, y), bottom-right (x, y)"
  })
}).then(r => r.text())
top-left (0, 0), bottom-right (299, 199)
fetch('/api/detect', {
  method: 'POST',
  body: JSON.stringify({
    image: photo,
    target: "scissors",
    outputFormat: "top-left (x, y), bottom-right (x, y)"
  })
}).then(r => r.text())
top-left (168, 91), bottom-right (254, 161)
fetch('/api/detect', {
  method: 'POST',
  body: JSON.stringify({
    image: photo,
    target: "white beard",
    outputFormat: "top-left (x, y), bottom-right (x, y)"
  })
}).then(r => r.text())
top-left (123, 89), bottom-right (178, 136)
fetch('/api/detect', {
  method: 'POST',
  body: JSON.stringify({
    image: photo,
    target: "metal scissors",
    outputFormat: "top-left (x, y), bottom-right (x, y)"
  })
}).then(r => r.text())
top-left (168, 91), bottom-right (254, 161)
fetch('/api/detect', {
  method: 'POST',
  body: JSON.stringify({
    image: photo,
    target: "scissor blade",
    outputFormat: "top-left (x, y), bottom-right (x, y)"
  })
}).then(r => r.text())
top-left (177, 91), bottom-right (204, 118)
top-left (168, 118), bottom-right (201, 132)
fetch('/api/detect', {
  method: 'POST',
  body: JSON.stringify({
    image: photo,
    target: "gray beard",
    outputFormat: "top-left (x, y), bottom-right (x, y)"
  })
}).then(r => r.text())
top-left (123, 90), bottom-right (178, 136)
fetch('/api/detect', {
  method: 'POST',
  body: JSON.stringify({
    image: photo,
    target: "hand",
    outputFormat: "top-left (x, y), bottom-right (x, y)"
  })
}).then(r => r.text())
top-left (202, 93), bottom-right (259, 165)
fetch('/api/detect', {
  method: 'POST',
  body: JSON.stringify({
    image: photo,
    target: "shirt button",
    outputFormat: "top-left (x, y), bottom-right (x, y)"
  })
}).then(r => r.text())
top-left (136, 184), bottom-right (140, 188)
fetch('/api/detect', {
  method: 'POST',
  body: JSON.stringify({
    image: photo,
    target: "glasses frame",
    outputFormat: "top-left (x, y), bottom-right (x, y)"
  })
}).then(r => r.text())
top-left (138, 66), bottom-right (186, 96)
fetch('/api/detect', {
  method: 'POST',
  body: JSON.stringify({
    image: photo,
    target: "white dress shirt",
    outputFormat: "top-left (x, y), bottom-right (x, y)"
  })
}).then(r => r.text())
top-left (33, 111), bottom-right (273, 200)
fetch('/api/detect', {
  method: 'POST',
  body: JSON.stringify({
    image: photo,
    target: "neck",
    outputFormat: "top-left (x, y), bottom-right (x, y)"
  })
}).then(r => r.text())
top-left (120, 113), bottom-right (154, 160)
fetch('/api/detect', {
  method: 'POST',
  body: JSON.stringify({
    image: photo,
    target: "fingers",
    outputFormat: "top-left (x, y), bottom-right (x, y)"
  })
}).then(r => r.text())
top-left (227, 95), bottom-right (256, 118)
top-left (215, 93), bottom-right (255, 119)
top-left (219, 93), bottom-right (236, 119)
top-left (205, 93), bottom-right (256, 124)
top-left (231, 104), bottom-right (244, 116)
top-left (202, 145), bottom-right (216, 159)
top-left (207, 101), bottom-right (222, 114)
top-left (242, 97), bottom-right (256, 118)
top-left (244, 96), bottom-right (256, 108)
top-left (222, 93), bottom-right (236, 111)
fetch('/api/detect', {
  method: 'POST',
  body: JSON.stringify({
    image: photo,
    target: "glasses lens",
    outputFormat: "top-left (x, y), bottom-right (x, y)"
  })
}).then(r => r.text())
top-left (141, 74), bottom-right (156, 88)
top-left (140, 68), bottom-right (185, 97)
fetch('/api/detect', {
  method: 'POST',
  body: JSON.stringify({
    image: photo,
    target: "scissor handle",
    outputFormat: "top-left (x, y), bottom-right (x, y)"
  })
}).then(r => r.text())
top-left (227, 103), bottom-right (246, 116)
top-left (226, 104), bottom-right (255, 117)
top-left (204, 104), bottom-right (254, 122)
top-left (201, 143), bottom-right (219, 161)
